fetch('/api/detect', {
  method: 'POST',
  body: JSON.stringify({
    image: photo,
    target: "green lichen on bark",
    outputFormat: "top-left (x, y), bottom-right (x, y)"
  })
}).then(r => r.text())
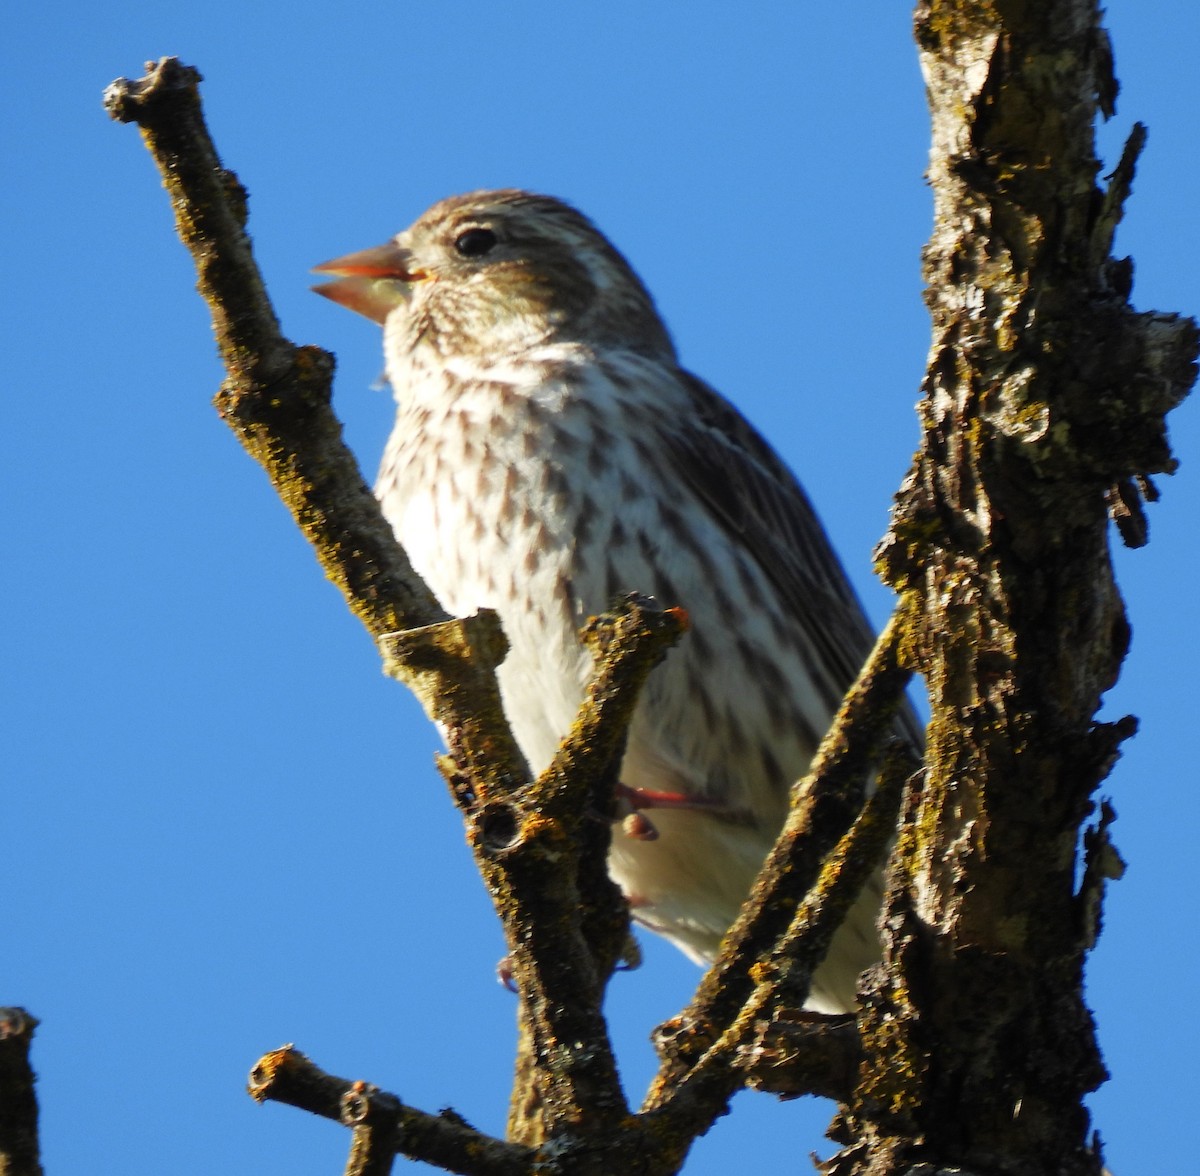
top-left (845, 3), bottom-right (1197, 1174)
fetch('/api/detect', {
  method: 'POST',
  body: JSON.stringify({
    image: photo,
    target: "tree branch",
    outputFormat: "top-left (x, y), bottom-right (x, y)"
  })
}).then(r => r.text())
top-left (737, 1012), bottom-right (862, 1103)
top-left (453, 596), bottom-right (687, 1141)
top-left (102, 58), bottom-right (531, 803)
top-left (104, 56), bottom-right (686, 1155)
top-left (248, 1047), bottom-right (533, 1176)
top-left (646, 746), bottom-right (916, 1135)
top-left (852, 3), bottom-right (1199, 1173)
top-left (647, 603), bottom-right (916, 1099)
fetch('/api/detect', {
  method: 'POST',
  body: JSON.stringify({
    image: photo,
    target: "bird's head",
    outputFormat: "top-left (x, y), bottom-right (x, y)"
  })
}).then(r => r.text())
top-left (313, 189), bottom-right (674, 362)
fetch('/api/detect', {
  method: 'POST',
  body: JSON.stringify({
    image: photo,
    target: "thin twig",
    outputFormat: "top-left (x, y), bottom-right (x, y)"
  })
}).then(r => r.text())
top-left (646, 602), bottom-right (917, 1099)
top-left (103, 57), bottom-right (532, 798)
top-left (644, 746), bottom-right (915, 1132)
top-left (248, 1047), bottom-right (532, 1176)
top-left (1089, 121), bottom-right (1147, 273)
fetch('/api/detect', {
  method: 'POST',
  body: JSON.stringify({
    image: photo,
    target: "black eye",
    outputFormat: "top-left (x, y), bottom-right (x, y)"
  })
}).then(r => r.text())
top-left (453, 227), bottom-right (498, 258)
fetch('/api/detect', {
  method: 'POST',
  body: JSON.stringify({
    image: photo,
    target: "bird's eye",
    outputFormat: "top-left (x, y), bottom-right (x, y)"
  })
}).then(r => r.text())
top-left (453, 227), bottom-right (498, 258)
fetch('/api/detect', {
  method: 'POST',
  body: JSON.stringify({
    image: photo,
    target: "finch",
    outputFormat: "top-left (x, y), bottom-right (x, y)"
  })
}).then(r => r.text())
top-left (314, 190), bottom-right (917, 1012)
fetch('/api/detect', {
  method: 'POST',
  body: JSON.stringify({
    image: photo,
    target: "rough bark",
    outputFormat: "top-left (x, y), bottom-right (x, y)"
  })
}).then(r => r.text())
top-left (839, 3), bottom-right (1197, 1175)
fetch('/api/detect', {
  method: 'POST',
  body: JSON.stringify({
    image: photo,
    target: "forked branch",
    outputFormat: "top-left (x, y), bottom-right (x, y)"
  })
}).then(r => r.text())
top-left (107, 54), bottom-right (921, 1176)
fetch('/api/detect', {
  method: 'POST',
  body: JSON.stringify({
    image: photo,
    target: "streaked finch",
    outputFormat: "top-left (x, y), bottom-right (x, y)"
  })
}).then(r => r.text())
top-left (313, 190), bottom-right (917, 1012)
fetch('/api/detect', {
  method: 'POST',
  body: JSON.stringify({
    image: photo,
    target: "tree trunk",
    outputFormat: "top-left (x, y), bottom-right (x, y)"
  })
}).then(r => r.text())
top-left (835, 3), bottom-right (1197, 1174)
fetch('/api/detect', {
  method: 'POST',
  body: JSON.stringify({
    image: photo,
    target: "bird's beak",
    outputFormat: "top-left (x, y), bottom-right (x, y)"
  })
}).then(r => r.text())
top-left (311, 241), bottom-right (427, 325)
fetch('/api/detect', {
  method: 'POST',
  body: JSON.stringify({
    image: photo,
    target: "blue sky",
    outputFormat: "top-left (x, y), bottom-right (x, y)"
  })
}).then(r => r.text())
top-left (5, 4), bottom-right (1197, 1173)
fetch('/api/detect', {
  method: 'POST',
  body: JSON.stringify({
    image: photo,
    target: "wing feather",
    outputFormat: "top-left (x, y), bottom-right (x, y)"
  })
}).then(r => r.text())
top-left (662, 371), bottom-right (924, 749)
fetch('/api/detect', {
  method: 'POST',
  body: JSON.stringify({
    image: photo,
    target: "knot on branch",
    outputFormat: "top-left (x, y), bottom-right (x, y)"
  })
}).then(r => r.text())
top-left (380, 610), bottom-right (509, 682)
top-left (474, 801), bottom-right (527, 856)
top-left (580, 593), bottom-right (689, 662)
top-left (379, 612), bottom-right (514, 757)
top-left (738, 1009), bottom-right (862, 1103)
top-left (103, 56), bottom-right (201, 123)
top-left (341, 1081), bottom-right (401, 1128)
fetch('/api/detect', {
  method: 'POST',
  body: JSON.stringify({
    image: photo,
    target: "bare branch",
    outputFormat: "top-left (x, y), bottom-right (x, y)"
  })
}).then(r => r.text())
top-left (647, 603), bottom-right (916, 1099)
top-left (737, 1012), bottom-right (861, 1103)
top-left (248, 1046), bottom-right (533, 1176)
top-left (1089, 121), bottom-right (1147, 275)
top-left (103, 58), bottom-right (532, 800)
top-left (645, 747), bottom-right (915, 1135)
top-left (462, 597), bottom-right (687, 1139)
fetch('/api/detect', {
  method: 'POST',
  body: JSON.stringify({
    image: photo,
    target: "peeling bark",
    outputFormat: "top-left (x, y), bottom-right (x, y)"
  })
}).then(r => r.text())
top-left (842, 4), bottom-right (1197, 1174)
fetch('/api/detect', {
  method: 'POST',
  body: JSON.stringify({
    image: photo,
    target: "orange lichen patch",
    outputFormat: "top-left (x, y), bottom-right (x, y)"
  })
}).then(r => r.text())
top-left (247, 1044), bottom-right (303, 1102)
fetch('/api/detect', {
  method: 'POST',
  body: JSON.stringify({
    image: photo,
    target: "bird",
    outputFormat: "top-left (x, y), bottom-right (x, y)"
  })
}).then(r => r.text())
top-left (312, 189), bottom-right (918, 1013)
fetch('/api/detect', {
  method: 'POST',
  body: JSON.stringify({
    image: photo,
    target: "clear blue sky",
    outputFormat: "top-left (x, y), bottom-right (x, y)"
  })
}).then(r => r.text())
top-left (5, 4), bottom-right (1197, 1173)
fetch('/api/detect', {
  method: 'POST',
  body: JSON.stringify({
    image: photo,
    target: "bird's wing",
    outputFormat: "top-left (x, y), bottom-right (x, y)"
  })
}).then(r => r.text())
top-left (663, 371), bottom-right (924, 748)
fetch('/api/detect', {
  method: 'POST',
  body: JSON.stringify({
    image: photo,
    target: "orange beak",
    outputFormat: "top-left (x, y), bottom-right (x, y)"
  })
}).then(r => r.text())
top-left (311, 241), bottom-right (426, 324)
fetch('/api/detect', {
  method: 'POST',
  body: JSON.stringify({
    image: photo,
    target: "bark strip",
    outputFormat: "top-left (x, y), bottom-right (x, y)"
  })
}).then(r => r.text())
top-left (842, 4), bottom-right (1198, 1174)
